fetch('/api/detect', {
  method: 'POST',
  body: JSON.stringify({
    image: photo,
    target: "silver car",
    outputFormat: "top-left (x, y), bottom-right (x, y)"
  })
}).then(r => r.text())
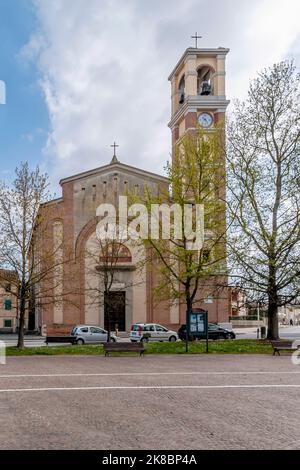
top-left (130, 323), bottom-right (178, 342)
top-left (71, 325), bottom-right (117, 344)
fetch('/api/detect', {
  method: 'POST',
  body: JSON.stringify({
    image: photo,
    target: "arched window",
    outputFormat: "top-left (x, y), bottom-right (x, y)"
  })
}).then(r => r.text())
top-left (99, 243), bottom-right (132, 264)
top-left (197, 66), bottom-right (214, 95)
top-left (178, 75), bottom-right (185, 104)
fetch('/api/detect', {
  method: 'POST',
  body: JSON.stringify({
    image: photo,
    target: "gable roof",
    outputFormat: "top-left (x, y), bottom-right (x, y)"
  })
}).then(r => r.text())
top-left (59, 160), bottom-right (169, 186)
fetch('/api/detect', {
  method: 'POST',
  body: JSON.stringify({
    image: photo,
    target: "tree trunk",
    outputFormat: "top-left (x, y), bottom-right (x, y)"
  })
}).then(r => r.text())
top-left (267, 297), bottom-right (279, 340)
top-left (17, 285), bottom-right (26, 349)
top-left (107, 317), bottom-right (111, 342)
top-left (267, 261), bottom-right (279, 339)
top-left (104, 292), bottom-right (111, 343)
top-left (185, 286), bottom-right (193, 352)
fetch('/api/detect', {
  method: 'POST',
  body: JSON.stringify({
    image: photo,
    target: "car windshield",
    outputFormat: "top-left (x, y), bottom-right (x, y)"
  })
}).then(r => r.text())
top-left (90, 327), bottom-right (102, 333)
top-left (156, 325), bottom-right (167, 331)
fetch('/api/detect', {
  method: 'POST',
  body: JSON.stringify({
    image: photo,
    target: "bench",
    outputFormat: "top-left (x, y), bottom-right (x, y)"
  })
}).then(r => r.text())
top-left (103, 342), bottom-right (145, 356)
top-left (45, 336), bottom-right (77, 345)
top-left (270, 340), bottom-right (299, 356)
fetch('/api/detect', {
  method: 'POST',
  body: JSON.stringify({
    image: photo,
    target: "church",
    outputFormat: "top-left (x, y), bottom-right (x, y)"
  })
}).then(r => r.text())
top-left (34, 44), bottom-right (230, 334)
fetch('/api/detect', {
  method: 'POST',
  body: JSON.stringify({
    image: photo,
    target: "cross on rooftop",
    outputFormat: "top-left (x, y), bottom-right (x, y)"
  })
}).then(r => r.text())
top-left (191, 32), bottom-right (202, 48)
top-left (110, 141), bottom-right (119, 157)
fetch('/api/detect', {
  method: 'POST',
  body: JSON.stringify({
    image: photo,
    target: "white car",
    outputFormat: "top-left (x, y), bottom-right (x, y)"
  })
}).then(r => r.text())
top-left (71, 325), bottom-right (117, 344)
top-left (130, 323), bottom-right (178, 343)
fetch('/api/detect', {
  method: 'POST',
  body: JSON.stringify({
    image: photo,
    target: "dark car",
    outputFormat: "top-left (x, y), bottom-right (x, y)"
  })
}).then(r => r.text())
top-left (178, 323), bottom-right (236, 341)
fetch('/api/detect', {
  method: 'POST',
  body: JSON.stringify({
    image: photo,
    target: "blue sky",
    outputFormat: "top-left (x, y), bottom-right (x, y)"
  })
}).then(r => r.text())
top-left (0, 0), bottom-right (299, 189)
top-left (0, 0), bottom-right (49, 178)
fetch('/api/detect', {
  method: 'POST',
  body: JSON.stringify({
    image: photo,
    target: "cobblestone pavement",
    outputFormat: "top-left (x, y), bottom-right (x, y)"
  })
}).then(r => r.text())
top-left (0, 354), bottom-right (299, 450)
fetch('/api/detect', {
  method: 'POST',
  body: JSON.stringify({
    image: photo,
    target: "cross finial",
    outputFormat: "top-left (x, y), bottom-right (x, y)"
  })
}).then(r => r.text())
top-left (191, 32), bottom-right (202, 48)
top-left (110, 141), bottom-right (119, 164)
top-left (110, 141), bottom-right (119, 157)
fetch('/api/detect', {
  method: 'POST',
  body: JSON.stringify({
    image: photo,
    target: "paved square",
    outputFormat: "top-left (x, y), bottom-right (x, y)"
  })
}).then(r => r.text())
top-left (0, 354), bottom-right (300, 449)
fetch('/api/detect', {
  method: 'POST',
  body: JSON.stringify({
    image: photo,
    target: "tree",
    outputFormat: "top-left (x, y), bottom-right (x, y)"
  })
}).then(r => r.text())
top-left (131, 124), bottom-right (228, 346)
top-left (0, 162), bottom-right (70, 348)
top-left (227, 60), bottom-right (300, 339)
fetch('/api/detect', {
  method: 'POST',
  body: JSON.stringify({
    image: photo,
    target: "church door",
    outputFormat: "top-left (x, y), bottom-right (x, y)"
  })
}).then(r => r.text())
top-left (104, 291), bottom-right (126, 331)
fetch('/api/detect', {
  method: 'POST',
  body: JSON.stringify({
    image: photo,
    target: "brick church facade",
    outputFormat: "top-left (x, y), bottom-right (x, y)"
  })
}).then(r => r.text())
top-left (33, 45), bottom-right (230, 334)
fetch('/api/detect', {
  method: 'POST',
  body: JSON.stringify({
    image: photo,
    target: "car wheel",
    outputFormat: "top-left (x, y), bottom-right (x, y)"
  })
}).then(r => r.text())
top-left (169, 336), bottom-right (177, 342)
top-left (109, 337), bottom-right (116, 343)
top-left (141, 337), bottom-right (149, 343)
top-left (76, 338), bottom-right (84, 345)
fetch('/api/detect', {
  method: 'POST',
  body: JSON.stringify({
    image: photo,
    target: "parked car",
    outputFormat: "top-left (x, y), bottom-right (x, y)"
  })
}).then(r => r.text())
top-left (130, 323), bottom-right (178, 342)
top-left (70, 325), bottom-right (117, 344)
top-left (178, 323), bottom-right (236, 341)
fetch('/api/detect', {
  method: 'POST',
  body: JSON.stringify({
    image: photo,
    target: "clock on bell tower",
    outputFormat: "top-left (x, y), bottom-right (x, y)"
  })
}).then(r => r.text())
top-left (168, 44), bottom-right (230, 149)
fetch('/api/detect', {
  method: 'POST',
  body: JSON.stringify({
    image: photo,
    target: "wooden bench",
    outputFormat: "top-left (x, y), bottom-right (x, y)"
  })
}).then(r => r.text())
top-left (270, 340), bottom-right (299, 356)
top-left (45, 336), bottom-right (77, 346)
top-left (103, 342), bottom-right (145, 356)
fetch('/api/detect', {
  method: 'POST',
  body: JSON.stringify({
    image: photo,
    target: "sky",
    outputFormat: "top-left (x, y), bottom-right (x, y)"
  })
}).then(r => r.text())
top-left (0, 0), bottom-right (300, 190)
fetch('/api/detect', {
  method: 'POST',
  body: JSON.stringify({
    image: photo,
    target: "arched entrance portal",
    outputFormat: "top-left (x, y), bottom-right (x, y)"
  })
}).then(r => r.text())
top-left (84, 231), bottom-right (147, 332)
top-left (98, 243), bottom-right (133, 332)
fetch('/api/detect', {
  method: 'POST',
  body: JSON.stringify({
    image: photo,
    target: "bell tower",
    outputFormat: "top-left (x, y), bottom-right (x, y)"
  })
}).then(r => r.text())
top-left (168, 46), bottom-right (230, 146)
top-left (168, 44), bottom-right (230, 325)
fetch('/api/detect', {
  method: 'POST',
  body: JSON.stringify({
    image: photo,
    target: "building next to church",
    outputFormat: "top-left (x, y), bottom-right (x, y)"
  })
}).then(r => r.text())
top-left (33, 45), bottom-right (230, 334)
top-left (0, 270), bottom-right (19, 332)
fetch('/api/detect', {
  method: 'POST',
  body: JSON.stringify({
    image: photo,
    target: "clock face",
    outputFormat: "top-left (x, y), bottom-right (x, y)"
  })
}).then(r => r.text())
top-left (198, 113), bottom-right (213, 128)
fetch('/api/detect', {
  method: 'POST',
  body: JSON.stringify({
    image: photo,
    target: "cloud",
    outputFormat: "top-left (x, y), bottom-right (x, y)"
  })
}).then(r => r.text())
top-left (21, 128), bottom-right (46, 143)
top-left (23, 0), bottom-right (300, 184)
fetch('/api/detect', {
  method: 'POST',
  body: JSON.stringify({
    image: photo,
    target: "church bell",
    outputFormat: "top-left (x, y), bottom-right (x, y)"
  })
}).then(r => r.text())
top-left (200, 81), bottom-right (212, 96)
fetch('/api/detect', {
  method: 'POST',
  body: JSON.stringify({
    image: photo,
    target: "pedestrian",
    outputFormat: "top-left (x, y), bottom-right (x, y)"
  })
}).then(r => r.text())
top-left (290, 318), bottom-right (294, 326)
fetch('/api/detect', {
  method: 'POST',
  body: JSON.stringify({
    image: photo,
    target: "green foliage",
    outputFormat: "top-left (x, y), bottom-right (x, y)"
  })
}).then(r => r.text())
top-left (130, 124), bottom-right (228, 307)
